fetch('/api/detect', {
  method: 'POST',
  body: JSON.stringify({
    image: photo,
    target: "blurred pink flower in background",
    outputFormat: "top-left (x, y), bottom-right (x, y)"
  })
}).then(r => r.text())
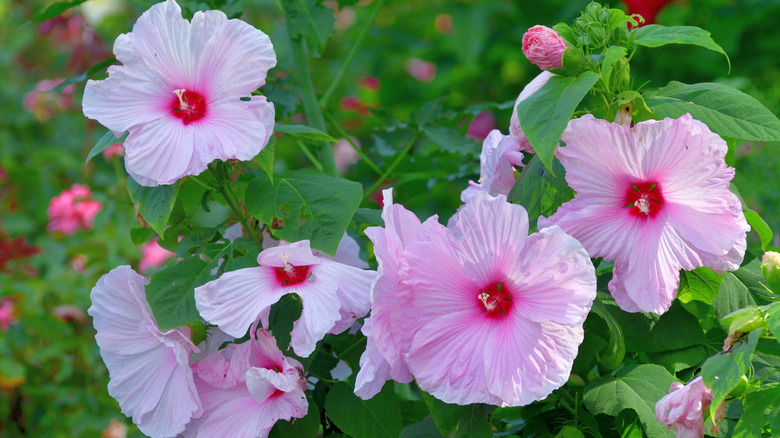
top-left (522, 25), bottom-right (567, 70)
top-left (359, 76), bottom-right (381, 92)
top-left (333, 138), bottom-right (360, 174)
top-left (70, 253), bottom-right (88, 272)
top-left (406, 58), bottom-right (436, 82)
top-left (139, 237), bottom-right (175, 273)
top-left (102, 143), bottom-right (125, 160)
top-left (466, 111), bottom-right (497, 141)
top-left (23, 79), bottom-right (75, 122)
top-left (622, 0), bottom-right (675, 26)
top-left (434, 13), bottom-right (454, 35)
top-left (38, 12), bottom-right (110, 73)
top-left (655, 376), bottom-right (719, 437)
top-left (47, 184), bottom-right (103, 235)
top-left (82, 0), bottom-right (277, 186)
top-left (540, 115), bottom-right (749, 314)
top-left (0, 297), bottom-right (17, 331)
top-left (52, 305), bottom-right (88, 324)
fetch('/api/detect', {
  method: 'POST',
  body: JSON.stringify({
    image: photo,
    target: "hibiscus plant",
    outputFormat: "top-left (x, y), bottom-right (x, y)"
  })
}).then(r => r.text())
top-left (4, 0), bottom-right (780, 437)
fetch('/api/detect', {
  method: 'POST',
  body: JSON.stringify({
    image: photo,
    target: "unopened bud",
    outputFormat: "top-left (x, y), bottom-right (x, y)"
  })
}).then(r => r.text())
top-left (522, 25), bottom-right (567, 71)
top-left (762, 251), bottom-right (780, 292)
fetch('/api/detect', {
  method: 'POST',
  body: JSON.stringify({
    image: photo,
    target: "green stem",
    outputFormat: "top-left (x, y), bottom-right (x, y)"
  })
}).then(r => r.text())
top-left (286, 24), bottom-right (339, 177)
top-left (296, 140), bottom-right (324, 172)
top-left (209, 165), bottom-right (263, 250)
top-left (189, 174), bottom-right (217, 192)
top-left (324, 112), bottom-right (383, 175)
top-left (363, 130), bottom-right (418, 201)
top-left (319, 0), bottom-right (386, 108)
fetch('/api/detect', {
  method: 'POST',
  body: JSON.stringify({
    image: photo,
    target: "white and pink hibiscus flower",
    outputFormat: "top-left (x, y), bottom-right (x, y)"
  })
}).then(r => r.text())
top-left (83, 0), bottom-right (276, 186)
top-left (185, 328), bottom-right (307, 438)
top-left (88, 266), bottom-right (202, 438)
top-left (356, 190), bottom-right (596, 406)
top-left (540, 114), bottom-right (749, 315)
top-left (194, 238), bottom-right (376, 357)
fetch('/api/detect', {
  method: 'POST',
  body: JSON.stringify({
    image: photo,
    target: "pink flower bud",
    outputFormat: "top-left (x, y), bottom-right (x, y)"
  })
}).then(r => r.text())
top-left (522, 25), bottom-right (567, 70)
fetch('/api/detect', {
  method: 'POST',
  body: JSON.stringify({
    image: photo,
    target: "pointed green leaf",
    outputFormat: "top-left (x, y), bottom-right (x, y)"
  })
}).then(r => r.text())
top-left (127, 177), bottom-right (180, 236)
top-left (516, 72), bottom-right (600, 173)
top-left (283, 0), bottom-right (335, 57)
top-left (275, 124), bottom-right (337, 142)
top-left (508, 155), bottom-right (574, 231)
top-left (702, 329), bottom-right (762, 419)
top-left (324, 382), bottom-right (403, 438)
top-left (633, 25), bottom-right (729, 69)
top-left (86, 131), bottom-right (127, 166)
top-left (744, 210), bottom-right (773, 250)
top-left (34, 0), bottom-right (88, 22)
top-left (647, 81), bottom-right (780, 141)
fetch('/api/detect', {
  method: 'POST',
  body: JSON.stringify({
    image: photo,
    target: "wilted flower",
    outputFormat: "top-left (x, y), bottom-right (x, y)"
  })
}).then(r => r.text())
top-left (522, 25), bottom-right (567, 70)
top-left (357, 190), bottom-right (596, 406)
top-left (47, 184), bottom-right (103, 235)
top-left (406, 58), bottom-right (436, 82)
top-left (83, 0), bottom-right (276, 186)
top-left (510, 71), bottom-right (554, 154)
top-left (186, 328), bottom-right (307, 438)
top-left (195, 239), bottom-right (375, 357)
top-left (540, 114), bottom-right (749, 314)
top-left (655, 376), bottom-right (717, 437)
top-left (461, 130), bottom-right (524, 202)
top-left (88, 266), bottom-right (202, 437)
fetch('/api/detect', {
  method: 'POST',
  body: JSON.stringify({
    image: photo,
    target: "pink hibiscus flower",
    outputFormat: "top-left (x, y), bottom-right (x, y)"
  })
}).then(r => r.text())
top-left (185, 328), bottom-right (307, 438)
top-left (88, 266), bottom-right (202, 437)
top-left (194, 239), bottom-right (376, 357)
top-left (82, 0), bottom-right (276, 186)
top-left (47, 184), bottom-right (103, 234)
top-left (540, 114), bottom-right (749, 314)
top-left (655, 376), bottom-right (719, 437)
top-left (357, 190), bottom-right (596, 405)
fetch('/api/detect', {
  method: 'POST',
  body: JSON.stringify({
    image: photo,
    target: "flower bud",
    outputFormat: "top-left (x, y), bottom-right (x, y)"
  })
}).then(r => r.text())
top-left (522, 25), bottom-right (567, 70)
top-left (762, 251), bottom-right (780, 292)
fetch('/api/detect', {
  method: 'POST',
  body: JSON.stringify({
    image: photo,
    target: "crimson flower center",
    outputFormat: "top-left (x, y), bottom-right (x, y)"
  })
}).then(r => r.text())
top-left (170, 89), bottom-right (207, 125)
top-left (624, 181), bottom-right (664, 218)
top-left (275, 264), bottom-right (311, 287)
top-left (476, 282), bottom-right (513, 318)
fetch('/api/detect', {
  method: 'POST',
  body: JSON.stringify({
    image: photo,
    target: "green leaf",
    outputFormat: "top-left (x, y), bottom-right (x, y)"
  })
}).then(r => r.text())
top-left (507, 155), bottom-right (575, 231)
top-left (400, 400), bottom-right (430, 426)
top-left (714, 272), bottom-right (765, 321)
top-left (269, 398), bottom-right (321, 437)
top-left (731, 257), bottom-right (776, 303)
top-left (422, 126), bottom-right (478, 155)
top-left (50, 58), bottom-right (117, 92)
top-left (555, 425), bottom-right (585, 438)
top-left (516, 72), bottom-right (600, 172)
top-left (400, 417), bottom-right (445, 438)
top-left (127, 177), bottom-right (180, 236)
top-left (324, 382), bottom-right (403, 438)
top-left (254, 136), bottom-right (276, 182)
top-left (451, 404), bottom-right (494, 438)
top-left (129, 223), bottom-right (154, 246)
top-left (733, 383), bottom-right (780, 438)
top-left (702, 329), bottom-right (762, 419)
top-left (678, 267), bottom-right (723, 305)
top-left (245, 171), bottom-right (363, 255)
top-left (275, 124), bottom-right (337, 142)
top-left (583, 364), bottom-right (677, 438)
top-left (145, 257), bottom-right (209, 331)
top-left (601, 46), bottom-right (627, 90)
top-left (267, 294), bottom-right (303, 353)
top-left (85, 131), bottom-right (128, 166)
top-left (420, 391), bottom-right (470, 436)
top-left (607, 301), bottom-right (706, 353)
top-left (33, 0), bottom-right (88, 22)
top-left (647, 81), bottom-right (780, 142)
top-left (590, 299), bottom-right (626, 371)
top-left (282, 0), bottom-right (335, 57)
top-left (647, 345), bottom-right (706, 374)
top-left (633, 25), bottom-right (729, 69)
top-left (767, 303), bottom-right (780, 344)
top-left (744, 210), bottom-right (773, 250)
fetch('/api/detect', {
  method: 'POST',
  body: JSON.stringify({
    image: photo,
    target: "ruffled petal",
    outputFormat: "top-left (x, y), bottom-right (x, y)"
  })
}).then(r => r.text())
top-left (315, 259), bottom-right (375, 334)
top-left (483, 318), bottom-right (583, 406)
top-left (510, 225), bottom-right (596, 325)
top-left (194, 267), bottom-right (285, 338)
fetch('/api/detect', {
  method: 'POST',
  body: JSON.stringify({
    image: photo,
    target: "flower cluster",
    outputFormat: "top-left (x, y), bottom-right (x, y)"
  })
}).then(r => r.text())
top-left (47, 184), bottom-right (102, 234)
